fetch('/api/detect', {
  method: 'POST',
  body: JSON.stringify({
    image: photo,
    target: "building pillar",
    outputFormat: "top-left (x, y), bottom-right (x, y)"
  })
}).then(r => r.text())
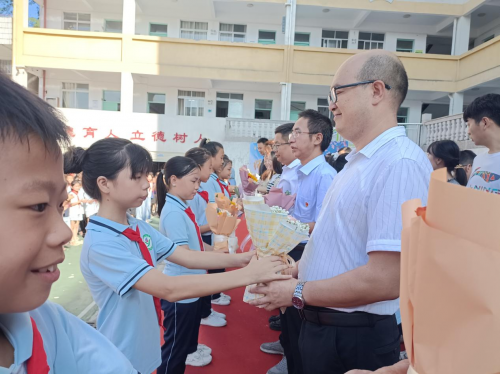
top-left (452, 16), bottom-right (470, 55)
top-left (449, 92), bottom-right (464, 115)
top-left (121, 72), bottom-right (134, 113)
top-left (284, 0), bottom-right (296, 46)
top-left (280, 82), bottom-right (292, 120)
top-left (122, 0), bottom-right (136, 35)
top-left (12, 0), bottom-right (29, 86)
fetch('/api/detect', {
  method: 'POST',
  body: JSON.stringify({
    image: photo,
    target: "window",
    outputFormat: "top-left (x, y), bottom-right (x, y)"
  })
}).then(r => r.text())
top-left (148, 93), bottom-right (165, 114)
top-left (102, 90), bottom-right (121, 111)
top-left (290, 101), bottom-right (306, 121)
top-left (219, 23), bottom-right (246, 43)
top-left (358, 32), bottom-right (384, 50)
top-left (294, 32), bottom-right (310, 46)
top-left (62, 83), bottom-right (89, 109)
top-left (180, 21), bottom-right (208, 40)
top-left (104, 20), bottom-right (122, 33)
top-left (150, 23), bottom-right (168, 37)
top-left (317, 98), bottom-right (333, 120)
top-left (178, 90), bottom-right (205, 116)
top-left (321, 30), bottom-right (348, 49)
top-left (63, 12), bottom-right (90, 31)
top-left (255, 99), bottom-right (272, 119)
top-left (216, 92), bottom-right (243, 118)
top-left (258, 30), bottom-right (276, 45)
top-left (396, 39), bottom-right (414, 53)
top-left (0, 59), bottom-right (11, 75)
top-left (483, 35), bottom-right (494, 43)
top-left (397, 107), bottom-right (409, 123)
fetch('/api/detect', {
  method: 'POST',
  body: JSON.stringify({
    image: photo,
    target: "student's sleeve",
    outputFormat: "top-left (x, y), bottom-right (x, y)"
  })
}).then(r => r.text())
top-left (44, 302), bottom-right (138, 373)
top-left (160, 211), bottom-right (189, 247)
top-left (202, 181), bottom-right (217, 203)
top-left (86, 240), bottom-right (153, 296)
top-left (366, 158), bottom-right (430, 254)
top-left (314, 170), bottom-right (336, 221)
top-left (147, 225), bottom-right (177, 263)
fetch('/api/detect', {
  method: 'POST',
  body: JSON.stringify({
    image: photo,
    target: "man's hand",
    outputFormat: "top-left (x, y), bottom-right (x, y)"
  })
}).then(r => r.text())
top-left (345, 360), bottom-right (409, 374)
top-left (248, 278), bottom-right (298, 311)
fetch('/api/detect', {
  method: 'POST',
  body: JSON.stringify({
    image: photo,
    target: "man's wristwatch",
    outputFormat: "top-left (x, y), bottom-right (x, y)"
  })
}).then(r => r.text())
top-left (292, 281), bottom-right (307, 310)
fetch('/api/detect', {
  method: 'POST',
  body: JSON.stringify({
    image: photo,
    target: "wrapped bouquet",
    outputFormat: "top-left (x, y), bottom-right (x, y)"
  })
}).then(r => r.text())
top-left (205, 193), bottom-right (241, 253)
top-left (264, 187), bottom-right (296, 211)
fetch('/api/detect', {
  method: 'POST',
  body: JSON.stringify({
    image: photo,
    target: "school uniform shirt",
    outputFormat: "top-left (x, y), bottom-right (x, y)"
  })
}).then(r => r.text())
top-left (219, 179), bottom-right (231, 199)
top-left (188, 187), bottom-right (210, 238)
top-left (299, 126), bottom-right (432, 315)
top-left (82, 189), bottom-right (99, 217)
top-left (200, 173), bottom-right (225, 202)
top-left (0, 301), bottom-right (136, 374)
top-left (161, 194), bottom-right (206, 304)
top-left (467, 151), bottom-right (500, 194)
top-left (293, 155), bottom-right (337, 228)
top-left (81, 215), bottom-right (177, 374)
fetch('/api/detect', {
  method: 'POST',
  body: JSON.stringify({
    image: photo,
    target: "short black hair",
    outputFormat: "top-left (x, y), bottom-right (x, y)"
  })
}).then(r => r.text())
top-left (463, 93), bottom-right (500, 127)
top-left (459, 150), bottom-right (477, 166)
top-left (332, 153), bottom-right (348, 173)
top-left (298, 109), bottom-right (333, 152)
top-left (275, 123), bottom-right (294, 140)
top-left (0, 73), bottom-right (70, 152)
top-left (257, 138), bottom-right (268, 144)
top-left (64, 139), bottom-right (153, 200)
top-left (357, 54), bottom-right (409, 109)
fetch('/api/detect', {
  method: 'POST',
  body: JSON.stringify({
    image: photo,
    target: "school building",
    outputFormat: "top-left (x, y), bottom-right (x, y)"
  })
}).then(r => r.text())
top-left (6, 0), bottom-right (500, 170)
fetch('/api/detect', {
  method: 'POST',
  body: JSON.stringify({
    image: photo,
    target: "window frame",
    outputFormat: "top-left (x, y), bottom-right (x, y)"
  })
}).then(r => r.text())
top-left (254, 99), bottom-right (273, 119)
top-left (63, 12), bottom-right (91, 32)
top-left (149, 22), bottom-right (168, 37)
top-left (180, 20), bottom-right (209, 41)
top-left (397, 107), bottom-right (409, 123)
top-left (61, 82), bottom-right (89, 110)
top-left (290, 101), bottom-right (306, 121)
top-left (294, 32), bottom-right (310, 47)
top-left (147, 92), bottom-right (166, 114)
top-left (216, 92), bottom-right (244, 118)
top-left (258, 30), bottom-right (277, 45)
top-left (104, 19), bottom-right (123, 34)
top-left (102, 90), bottom-right (121, 112)
top-left (317, 98), bottom-right (333, 120)
top-left (219, 23), bottom-right (247, 43)
top-left (396, 39), bottom-right (415, 53)
top-left (177, 90), bottom-right (205, 117)
top-left (321, 30), bottom-right (349, 49)
top-left (358, 32), bottom-right (385, 50)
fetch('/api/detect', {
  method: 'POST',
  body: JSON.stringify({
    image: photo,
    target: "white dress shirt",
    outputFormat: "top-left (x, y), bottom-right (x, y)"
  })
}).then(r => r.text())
top-left (277, 159), bottom-right (301, 196)
top-left (299, 126), bottom-right (432, 315)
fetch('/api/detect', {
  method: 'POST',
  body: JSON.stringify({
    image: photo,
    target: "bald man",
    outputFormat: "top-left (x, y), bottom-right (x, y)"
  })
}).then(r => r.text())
top-left (249, 50), bottom-right (432, 373)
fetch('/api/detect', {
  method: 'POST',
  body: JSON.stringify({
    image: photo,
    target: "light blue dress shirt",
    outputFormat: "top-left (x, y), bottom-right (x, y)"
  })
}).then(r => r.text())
top-left (0, 301), bottom-right (136, 374)
top-left (161, 194), bottom-right (206, 303)
top-left (81, 215), bottom-right (176, 374)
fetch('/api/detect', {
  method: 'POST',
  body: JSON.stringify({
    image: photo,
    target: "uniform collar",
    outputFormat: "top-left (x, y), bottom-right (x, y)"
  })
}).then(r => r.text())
top-left (299, 154), bottom-right (326, 176)
top-left (210, 173), bottom-right (219, 181)
top-left (0, 312), bottom-right (33, 367)
top-left (285, 159), bottom-right (301, 169)
top-left (348, 126), bottom-right (406, 161)
top-left (87, 215), bottom-right (135, 237)
top-left (166, 193), bottom-right (188, 210)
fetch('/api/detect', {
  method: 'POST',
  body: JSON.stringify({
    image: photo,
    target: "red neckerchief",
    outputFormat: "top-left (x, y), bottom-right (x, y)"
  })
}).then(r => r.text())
top-left (198, 191), bottom-right (209, 203)
top-left (184, 207), bottom-right (205, 252)
top-left (121, 227), bottom-right (163, 330)
top-left (216, 179), bottom-right (230, 195)
top-left (27, 318), bottom-right (50, 374)
top-left (71, 190), bottom-right (79, 200)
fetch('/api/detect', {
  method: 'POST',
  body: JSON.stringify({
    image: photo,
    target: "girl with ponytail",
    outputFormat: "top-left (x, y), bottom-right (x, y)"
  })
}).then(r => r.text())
top-left (64, 139), bottom-right (291, 374)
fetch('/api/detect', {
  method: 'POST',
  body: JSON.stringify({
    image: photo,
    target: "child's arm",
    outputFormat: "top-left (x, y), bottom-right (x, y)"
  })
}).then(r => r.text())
top-left (199, 224), bottom-right (211, 234)
top-left (133, 255), bottom-right (291, 302)
top-left (168, 244), bottom-right (253, 269)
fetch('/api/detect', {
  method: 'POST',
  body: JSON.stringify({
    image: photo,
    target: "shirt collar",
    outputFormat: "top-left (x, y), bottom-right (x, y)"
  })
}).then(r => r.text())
top-left (285, 159), bottom-right (301, 170)
top-left (349, 126), bottom-right (406, 161)
top-left (87, 215), bottom-right (133, 237)
top-left (0, 312), bottom-right (33, 367)
top-left (210, 173), bottom-right (218, 181)
top-left (166, 193), bottom-right (188, 210)
top-left (298, 155), bottom-right (326, 176)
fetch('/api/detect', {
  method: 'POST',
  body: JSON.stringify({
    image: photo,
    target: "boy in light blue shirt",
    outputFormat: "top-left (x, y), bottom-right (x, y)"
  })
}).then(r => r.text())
top-left (0, 74), bottom-right (136, 373)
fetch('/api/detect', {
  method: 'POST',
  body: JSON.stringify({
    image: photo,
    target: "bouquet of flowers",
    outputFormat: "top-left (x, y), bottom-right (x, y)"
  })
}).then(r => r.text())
top-left (264, 187), bottom-right (296, 211)
top-left (205, 193), bottom-right (241, 253)
top-left (239, 166), bottom-right (259, 196)
top-left (242, 204), bottom-right (309, 303)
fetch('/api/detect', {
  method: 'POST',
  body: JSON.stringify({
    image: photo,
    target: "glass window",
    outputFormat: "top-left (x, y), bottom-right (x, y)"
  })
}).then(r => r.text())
top-left (396, 39), bottom-right (414, 53)
top-left (104, 20), bottom-right (122, 33)
top-left (483, 35), bottom-right (494, 43)
top-left (178, 90), bottom-right (205, 117)
top-left (216, 92), bottom-right (243, 118)
top-left (62, 82), bottom-right (89, 109)
top-left (63, 12), bottom-right (91, 31)
top-left (317, 98), bottom-right (333, 120)
top-left (148, 93), bottom-right (165, 114)
top-left (290, 101), bottom-right (306, 121)
top-left (258, 30), bottom-right (276, 45)
top-left (180, 21), bottom-right (208, 41)
top-left (397, 107), bottom-right (409, 123)
top-left (150, 23), bottom-right (168, 37)
top-left (102, 90), bottom-right (121, 111)
top-left (358, 32), bottom-right (385, 50)
top-left (255, 99), bottom-right (272, 119)
top-left (220, 23), bottom-right (247, 43)
top-left (321, 30), bottom-right (348, 49)
top-left (294, 32), bottom-right (310, 46)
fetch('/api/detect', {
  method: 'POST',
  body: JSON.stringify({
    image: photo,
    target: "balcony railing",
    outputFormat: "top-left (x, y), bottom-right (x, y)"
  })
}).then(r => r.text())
top-left (225, 118), bottom-right (289, 141)
top-left (421, 113), bottom-right (478, 150)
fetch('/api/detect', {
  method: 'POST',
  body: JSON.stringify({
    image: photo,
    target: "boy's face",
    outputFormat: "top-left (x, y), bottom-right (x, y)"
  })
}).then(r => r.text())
top-left (0, 135), bottom-right (71, 313)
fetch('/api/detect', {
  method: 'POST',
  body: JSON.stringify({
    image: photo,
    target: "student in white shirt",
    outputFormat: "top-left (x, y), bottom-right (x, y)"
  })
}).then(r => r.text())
top-left (464, 94), bottom-right (500, 194)
top-left (250, 50), bottom-right (432, 374)
top-left (0, 73), bottom-right (137, 374)
top-left (64, 138), bottom-right (290, 374)
top-left (68, 180), bottom-right (84, 246)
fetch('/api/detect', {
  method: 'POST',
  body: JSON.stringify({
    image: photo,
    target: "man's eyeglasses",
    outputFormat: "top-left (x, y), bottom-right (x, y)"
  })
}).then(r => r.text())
top-left (288, 130), bottom-right (319, 141)
top-left (272, 143), bottom-right (290, 151)
top-left (327, 80), bottom-right (392, 105)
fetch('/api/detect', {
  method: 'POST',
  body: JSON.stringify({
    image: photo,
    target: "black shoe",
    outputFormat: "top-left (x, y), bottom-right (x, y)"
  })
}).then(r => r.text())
top-left (269, 319), bottom-right (282, 331)
top-left (268, 315), bottom-right (280, 324)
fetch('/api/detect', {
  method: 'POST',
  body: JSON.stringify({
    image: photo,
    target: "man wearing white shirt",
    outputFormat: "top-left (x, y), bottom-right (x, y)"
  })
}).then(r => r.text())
top-left (250, 50), bottom-right (432, 373)
top-left (273, 123), bottom-right (300, 197)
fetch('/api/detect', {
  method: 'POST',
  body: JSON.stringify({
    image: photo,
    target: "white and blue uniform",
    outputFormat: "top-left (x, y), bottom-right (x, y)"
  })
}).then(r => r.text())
top-left (188, 188), bottom-right (211, 243)
top-left (81, 215), bottom-right (177, 374)
top-left (0, 301), bottom-right (136, 374)
top-left (200, 173), bottom-right (225, 202)
top-left (158, 194), bottom-right (206, 374)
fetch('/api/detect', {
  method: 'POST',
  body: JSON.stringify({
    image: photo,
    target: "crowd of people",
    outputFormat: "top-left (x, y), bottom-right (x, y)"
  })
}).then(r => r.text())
top-left (0, 48), bottom-right (499, 374)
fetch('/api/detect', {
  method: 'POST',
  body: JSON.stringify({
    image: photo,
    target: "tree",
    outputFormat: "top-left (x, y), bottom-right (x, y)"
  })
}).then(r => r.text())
top-left (0, 0), bottom-right (39, 28)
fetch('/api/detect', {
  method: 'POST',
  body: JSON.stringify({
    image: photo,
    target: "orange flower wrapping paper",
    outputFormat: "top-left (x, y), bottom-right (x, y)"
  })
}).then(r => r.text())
top-left (401, 168), bottom-right (500, 374)
top-left (206, 195), bottom-right (241, 252)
